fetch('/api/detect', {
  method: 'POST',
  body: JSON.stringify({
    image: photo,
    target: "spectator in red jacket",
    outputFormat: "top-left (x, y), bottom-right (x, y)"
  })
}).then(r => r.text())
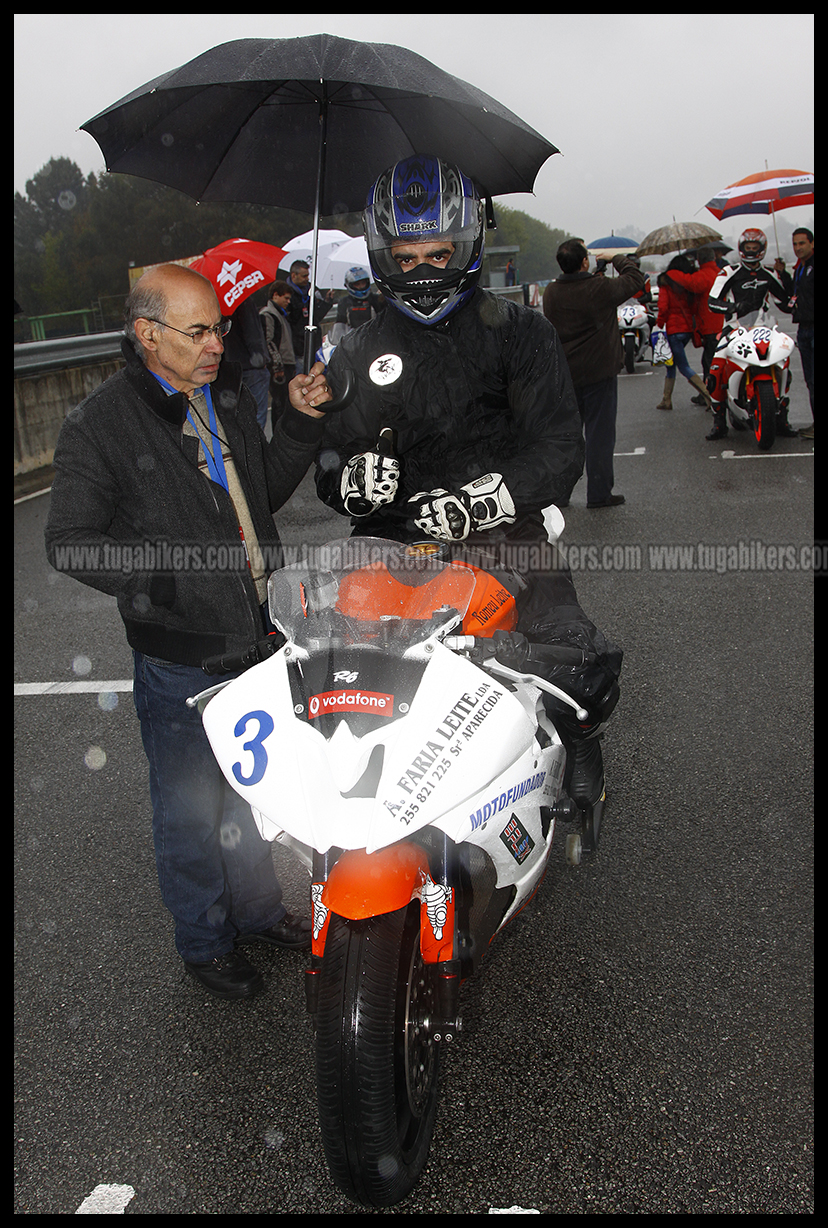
top-left (655, 254), bottom-right (713, 411)
top-left (664, 246), bottom-right (722, 403)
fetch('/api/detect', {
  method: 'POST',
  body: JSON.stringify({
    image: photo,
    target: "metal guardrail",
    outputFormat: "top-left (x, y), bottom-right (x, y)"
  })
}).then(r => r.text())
top-left (14, 331), bottom-right (125, 377)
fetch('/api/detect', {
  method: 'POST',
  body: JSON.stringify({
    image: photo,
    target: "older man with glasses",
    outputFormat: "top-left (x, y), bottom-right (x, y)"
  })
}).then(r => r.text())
top-left (46, 263), bottom-right (332, 1000)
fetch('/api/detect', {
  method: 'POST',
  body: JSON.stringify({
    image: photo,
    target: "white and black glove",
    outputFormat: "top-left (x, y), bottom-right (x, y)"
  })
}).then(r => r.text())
top-left (410, 473), bottom-right (516, 542)
top-left (340, 451), bottom-right (400, 517)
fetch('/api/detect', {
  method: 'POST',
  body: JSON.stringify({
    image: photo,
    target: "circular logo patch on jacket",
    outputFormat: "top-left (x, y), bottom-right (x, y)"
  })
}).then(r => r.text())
top-left (369, 354), bottom-right (403, 386)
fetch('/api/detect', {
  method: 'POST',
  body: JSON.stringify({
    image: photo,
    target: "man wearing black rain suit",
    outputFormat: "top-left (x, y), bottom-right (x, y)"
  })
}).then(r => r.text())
top-left (314, 154), bottom-right (622, 811)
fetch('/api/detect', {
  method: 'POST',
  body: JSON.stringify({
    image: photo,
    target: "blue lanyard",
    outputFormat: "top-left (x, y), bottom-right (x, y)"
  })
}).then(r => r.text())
top-left (150, 373), bottom-right (229, 493)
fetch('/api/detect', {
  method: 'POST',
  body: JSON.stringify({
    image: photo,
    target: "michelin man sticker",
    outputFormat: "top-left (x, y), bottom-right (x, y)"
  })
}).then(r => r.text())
top-left (369, 354), bottom-right (403, 386)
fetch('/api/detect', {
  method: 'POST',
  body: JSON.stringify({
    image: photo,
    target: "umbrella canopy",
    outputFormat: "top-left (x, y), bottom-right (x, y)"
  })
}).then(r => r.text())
top-left (704, 169), bottom-right (814, 221)
top-left (81, 34), bottom-right (558, 370)
top-left (189, 238), bottom-right (288, 315)
top-left (278, 228), bottom-right (353, 273)
top-left (314, 235), bottom-right (371, 289)
top-left (637, 221), bottom-right (722, 257)
top-left (81, 35), bottom-right (558, 212)
top-left (586, 235), bottom-right (639, 259)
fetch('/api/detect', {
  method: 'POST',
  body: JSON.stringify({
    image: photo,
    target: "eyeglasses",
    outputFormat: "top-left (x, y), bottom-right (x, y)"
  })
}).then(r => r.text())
top-left (144, 318), bottom-right (231, 345)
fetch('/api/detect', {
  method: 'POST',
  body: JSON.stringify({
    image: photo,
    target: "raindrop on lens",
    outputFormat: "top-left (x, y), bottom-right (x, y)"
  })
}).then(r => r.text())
top-left (98, 692), bottom-right (118, 712)
top-left (72, 655), bottom-right (92, 676)
top-left (84, 746), bottom-right (107, 771)
top-left (161, 133), bottom-right (174, 147)
top-left (220, 821), bottom-right (242, 850)
top-left (58, 190), bottom-right (76, 211)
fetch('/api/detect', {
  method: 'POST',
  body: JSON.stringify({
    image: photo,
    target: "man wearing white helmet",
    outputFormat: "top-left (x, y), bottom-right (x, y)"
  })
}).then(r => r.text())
top-left (314, 154), bottom-right (622, 813)
top-left (709, 228), bottom-right (791, 327)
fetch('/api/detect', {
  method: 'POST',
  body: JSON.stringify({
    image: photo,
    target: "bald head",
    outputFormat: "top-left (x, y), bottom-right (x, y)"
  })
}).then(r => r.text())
top-left (125, 263), bottom-right (226, 395)
top-left (140, 261), bottom-right (215, 299)
top-left (126, 263), bottom-right (218, 349)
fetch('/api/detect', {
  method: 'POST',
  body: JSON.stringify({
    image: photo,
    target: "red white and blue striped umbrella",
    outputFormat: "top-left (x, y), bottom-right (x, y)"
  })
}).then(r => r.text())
top-left (704, 168), bottom-right (814, 221)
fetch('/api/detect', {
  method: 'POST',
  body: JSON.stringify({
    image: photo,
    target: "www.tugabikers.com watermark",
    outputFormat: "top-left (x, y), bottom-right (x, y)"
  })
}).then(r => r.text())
top-left (49, 538), bottom-right (825, 577)
top-left (645, 540), bottom-right (823, 575)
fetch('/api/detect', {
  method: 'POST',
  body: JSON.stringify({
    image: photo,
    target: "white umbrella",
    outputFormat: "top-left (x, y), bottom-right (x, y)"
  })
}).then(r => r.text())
top-left (314, 235), bottom-right (371, 289)
top-left (278, 228), bottom-right (353, 273)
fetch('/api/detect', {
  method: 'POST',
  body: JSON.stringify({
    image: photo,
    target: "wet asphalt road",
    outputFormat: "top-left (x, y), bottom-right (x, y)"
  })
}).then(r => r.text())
top-left (15, 362), bottom-right (813, 1214)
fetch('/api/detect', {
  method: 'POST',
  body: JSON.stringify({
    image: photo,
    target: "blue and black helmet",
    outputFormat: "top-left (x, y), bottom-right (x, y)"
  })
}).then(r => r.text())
top-left (364, 154), bottom-right (484, 325)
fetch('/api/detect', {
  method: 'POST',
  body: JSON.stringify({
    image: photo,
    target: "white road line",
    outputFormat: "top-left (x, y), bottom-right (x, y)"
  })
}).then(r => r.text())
top-left (715, 450), bottom-right (815, 460)
top-left (615, 446), bottom-right (646, 456)
top-left (14, 680), bottom-right (133, 696)
top-left (75, 1183), bottom-right (135, 1214)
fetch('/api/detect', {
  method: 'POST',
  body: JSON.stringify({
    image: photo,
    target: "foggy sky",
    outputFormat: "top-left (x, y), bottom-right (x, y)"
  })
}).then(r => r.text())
top-left (14, 13), bottom-right (814, 257)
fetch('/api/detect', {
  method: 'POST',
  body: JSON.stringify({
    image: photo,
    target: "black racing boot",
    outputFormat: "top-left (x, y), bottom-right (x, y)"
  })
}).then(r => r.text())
top-left (562, 734), bottom-right (607, 854)
top-left (706, 411), bottom-right (728, 441)
top-left (568, 736), bottom-right (605, 808)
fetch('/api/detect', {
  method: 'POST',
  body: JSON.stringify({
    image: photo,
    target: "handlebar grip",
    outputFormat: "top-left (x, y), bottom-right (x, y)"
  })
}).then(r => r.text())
top-left (467, 631), bottom-right (594, 670)
top-left (201, 632), bottom-right (284, 677)
top-left (523, 642), bottom-right (589, 667)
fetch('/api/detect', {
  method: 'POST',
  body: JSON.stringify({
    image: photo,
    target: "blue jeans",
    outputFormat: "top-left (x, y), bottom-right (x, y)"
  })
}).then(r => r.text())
top-left (132, 652), bottom-right (285, 962)
top-left (664, 332), bottom-right (698, 382)
top-left (243, 367), bottom-right (271, 431)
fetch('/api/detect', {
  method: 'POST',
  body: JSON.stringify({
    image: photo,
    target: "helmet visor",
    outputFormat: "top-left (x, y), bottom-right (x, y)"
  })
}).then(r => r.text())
top-left (365, 159), bottom-right (482, 282)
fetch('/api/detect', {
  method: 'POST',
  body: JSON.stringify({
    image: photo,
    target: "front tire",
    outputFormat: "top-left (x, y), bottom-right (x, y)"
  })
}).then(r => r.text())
top-left (315, 902), bottom-right (441, 1206)
top-left (754, 380), bottom-right (778, 450)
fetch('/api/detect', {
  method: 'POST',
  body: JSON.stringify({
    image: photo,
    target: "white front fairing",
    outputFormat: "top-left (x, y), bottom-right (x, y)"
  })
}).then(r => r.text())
top-left (617, 301), bottom-right (648, 331)
top-left (202, 639), bottom-right (545, 858)
top-left (718, 322), bottom-right (794, 374)
top-left (200, 539), bottom-right (567, 886)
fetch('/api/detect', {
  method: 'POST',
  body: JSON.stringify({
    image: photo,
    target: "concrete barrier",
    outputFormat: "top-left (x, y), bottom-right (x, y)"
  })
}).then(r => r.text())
top-left (14, 335), bottom-right (124, 476)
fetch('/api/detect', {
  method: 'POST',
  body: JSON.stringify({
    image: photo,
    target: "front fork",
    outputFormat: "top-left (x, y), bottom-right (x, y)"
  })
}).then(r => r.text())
top-left (304, 839), bottom-right (462, 1040)
top-left (743, 363), bottom-right (791, 413)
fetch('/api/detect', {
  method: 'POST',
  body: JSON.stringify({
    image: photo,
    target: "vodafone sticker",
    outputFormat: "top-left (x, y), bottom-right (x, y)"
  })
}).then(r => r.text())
top-left (308, 689), bottom-right (395, 718)
top-left (369, 354), bottom-right (403, 386)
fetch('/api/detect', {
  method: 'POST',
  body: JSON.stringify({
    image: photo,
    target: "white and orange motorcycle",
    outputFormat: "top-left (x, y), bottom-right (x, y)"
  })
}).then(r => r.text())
top-left (188, 534), bottom-right (603, 1207)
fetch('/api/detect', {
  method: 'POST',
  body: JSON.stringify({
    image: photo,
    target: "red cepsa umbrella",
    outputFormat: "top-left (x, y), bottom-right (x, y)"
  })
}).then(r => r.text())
top-left (189, 238), bottom-right (288, 315)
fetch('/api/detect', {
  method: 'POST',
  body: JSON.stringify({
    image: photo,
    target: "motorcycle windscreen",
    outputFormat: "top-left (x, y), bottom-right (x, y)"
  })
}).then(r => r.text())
top-left (267, 537), bottom-right (479, 649)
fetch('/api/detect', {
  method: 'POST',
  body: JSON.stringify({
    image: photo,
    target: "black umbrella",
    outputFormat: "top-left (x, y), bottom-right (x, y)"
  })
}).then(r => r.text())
top-left (81, 34), bottom-right (559, 368)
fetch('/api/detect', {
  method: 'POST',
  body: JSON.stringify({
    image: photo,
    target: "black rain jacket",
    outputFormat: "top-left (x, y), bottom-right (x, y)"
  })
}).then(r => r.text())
top-left (45, 338), bottom-right (325, 666)
top-left (315, 288), bottom-right (584, 543)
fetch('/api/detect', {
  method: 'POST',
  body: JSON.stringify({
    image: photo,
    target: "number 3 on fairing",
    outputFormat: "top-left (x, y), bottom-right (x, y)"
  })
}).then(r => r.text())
top-left (232, 709), bottom-right (274, 786)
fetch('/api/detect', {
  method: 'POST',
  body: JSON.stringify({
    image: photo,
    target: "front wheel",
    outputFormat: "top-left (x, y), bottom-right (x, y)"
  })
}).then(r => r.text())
top-left (315, 902), bottom-right (441, 1206)
top-left (754, 380), bottom-right (778, 450)
top-left (624, 332), bottom-right (636, 373)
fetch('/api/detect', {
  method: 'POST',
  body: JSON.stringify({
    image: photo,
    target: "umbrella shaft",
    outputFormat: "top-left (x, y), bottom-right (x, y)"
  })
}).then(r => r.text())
top-left (306, 89), bottom-right (329, 374)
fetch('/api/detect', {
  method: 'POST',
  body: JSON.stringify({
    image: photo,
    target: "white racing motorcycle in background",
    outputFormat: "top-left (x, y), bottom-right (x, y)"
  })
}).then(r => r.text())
top-left (188, 532), bottom-right (605, 1207)
top-left (617, 298), bottom-right (651, 372)
top-left (710, 298), bottom-right (795, 450)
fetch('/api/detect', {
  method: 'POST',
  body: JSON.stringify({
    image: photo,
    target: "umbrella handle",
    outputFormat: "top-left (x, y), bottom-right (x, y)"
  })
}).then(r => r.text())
top-left (321, 366), bottom-right (357, 415)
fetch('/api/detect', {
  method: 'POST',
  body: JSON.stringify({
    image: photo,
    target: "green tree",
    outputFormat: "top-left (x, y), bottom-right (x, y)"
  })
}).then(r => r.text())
top-left (15, 157), bottom-right (363, 332)
top-left (486, 203), bottom-right (574, 283)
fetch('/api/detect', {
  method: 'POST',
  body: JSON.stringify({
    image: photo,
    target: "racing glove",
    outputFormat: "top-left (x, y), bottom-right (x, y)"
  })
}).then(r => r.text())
top-left (410, 473), bottom-right (516, 542)
top-left (340, 451), bottom-right (400, 517)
